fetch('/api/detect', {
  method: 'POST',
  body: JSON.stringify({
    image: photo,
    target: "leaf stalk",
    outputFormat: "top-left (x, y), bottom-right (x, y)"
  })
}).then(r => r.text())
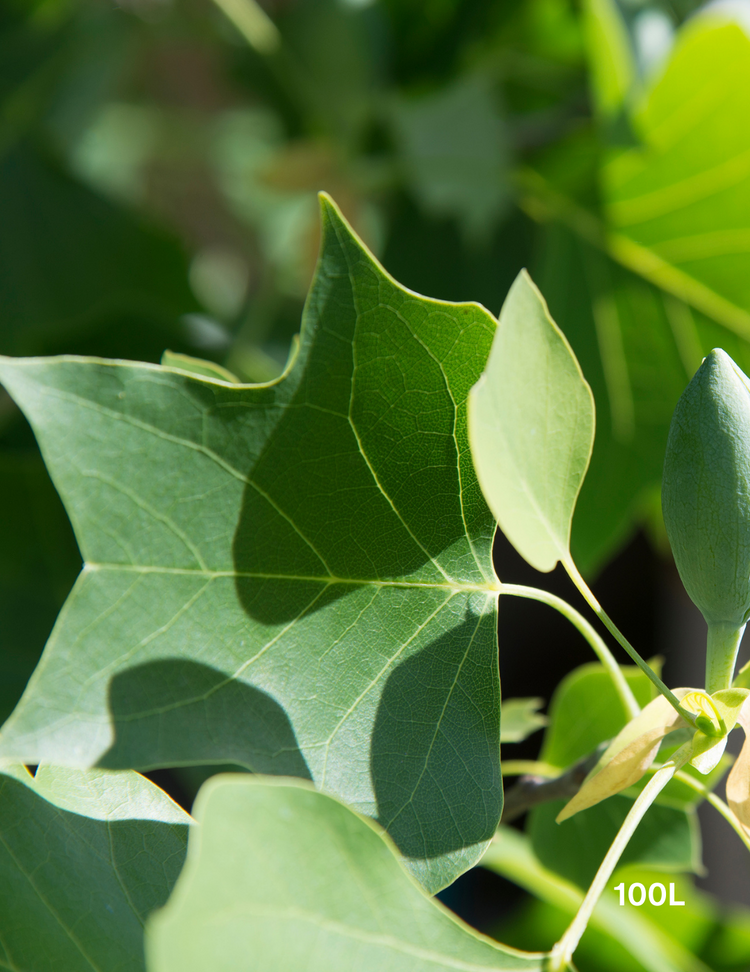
top-left (499, 582), bottom-right (640, 719)
top-left (562, 559), bottom-right (698, 729)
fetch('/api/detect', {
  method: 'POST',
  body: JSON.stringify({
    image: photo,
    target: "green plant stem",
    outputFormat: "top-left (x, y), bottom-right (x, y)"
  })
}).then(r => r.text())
top-left (499, 583), bottom-right (640, 719)
top-left (547, 751), bottom-right (688, 972)
top-left (501, 760), bottom-right (560, 778)
top-left (706, 621), bottom-right (746, 693)
top-left (562, 558), bottom-right (697, 728)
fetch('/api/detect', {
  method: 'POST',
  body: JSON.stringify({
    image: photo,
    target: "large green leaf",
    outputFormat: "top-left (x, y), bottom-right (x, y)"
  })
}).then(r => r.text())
top-left (602, 16), bottom-right (750, 336)
top-left (146, 776), bottom-right (544, 972)
top-left (468, 270), bottom-right (594, 572)
top-left (533, 225), bottom-right (689, 573)
top-left (0, 194), bottom-right (502, 893)
top-left (0, 762), bottom-right (189, 972)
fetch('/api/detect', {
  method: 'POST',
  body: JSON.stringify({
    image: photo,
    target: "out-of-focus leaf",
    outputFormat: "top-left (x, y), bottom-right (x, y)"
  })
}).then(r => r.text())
top-left (540, 661), bottom-right (653, 770)
top-left (501, 697), bottom-right (548, 743)
top-left (615, 865), bottom-right (717, 960)
top-left (582, 0), bottom-right (635, 120)
top-left (534, 225), bottom-right (688, 574)
top-left (391, 73), bottom-right (510, 240)
top-left (485, 827), bottom-right (712, 972)
top-left (469, 270), bottom-right (594, 573)
top-left (603, 17), bottom-right (750, 338)
top-left (0, 762), bottom-right (189, 972)
top-left (0, 195), bottom-right (503, 894)
top-left (146, 777), bottom-right (544, 972)
top-left (529, 796), bottom-right (701, 890)
top-left (0, 142), bottom-right (198, 355)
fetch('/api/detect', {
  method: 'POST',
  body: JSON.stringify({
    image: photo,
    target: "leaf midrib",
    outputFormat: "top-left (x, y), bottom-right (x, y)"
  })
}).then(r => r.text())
top-left (84, 562), bottom-right (499, 593)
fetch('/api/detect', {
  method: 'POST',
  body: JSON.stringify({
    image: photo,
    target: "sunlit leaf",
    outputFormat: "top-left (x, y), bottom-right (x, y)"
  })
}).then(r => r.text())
top-left (468, 270), bottom-right (594, 573)
top-left (0, 763), bottom-right (189, 972)
top-left (0, 194), bottom-right (502, 893)
top-left (146, 777), bottom-right (544, 972)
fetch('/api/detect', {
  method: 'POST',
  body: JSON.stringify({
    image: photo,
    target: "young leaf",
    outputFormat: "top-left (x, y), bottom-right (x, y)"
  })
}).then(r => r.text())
top-left (146, 776), bottom-right (544, 972)
top-left (0, 195), bottom-right (501, 893)
top-left (500, 697), bottom-right (548, 743)
top-left (468, 270), bottom-right (595, 572)
top-left (0, 763), bottom-right (189, 972)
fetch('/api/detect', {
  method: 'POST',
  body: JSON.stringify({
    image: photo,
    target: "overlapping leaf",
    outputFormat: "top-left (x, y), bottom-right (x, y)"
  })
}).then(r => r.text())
top-left (468, 270), bottom-right (594, 573)
top-left (146, 776), bottom-right (544, 972)
top-left (0, 763), bottom-right (189, 972)
top-left (0, 195), bottom-right (502, 893)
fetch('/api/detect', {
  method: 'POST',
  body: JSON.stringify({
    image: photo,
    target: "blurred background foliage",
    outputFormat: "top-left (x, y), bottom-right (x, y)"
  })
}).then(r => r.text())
top-left (4, 0), bottom-right (750, 967)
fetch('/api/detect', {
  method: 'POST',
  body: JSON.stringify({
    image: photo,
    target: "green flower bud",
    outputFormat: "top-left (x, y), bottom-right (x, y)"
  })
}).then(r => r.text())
top-left (662, 348), bottom-right (750, 691)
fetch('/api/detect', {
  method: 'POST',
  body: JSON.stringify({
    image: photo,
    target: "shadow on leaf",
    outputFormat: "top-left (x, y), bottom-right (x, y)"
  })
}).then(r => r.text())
top-left (100, 658), bottom-right (311, 778)
top-left (371, 609), bottom-right (502, 863)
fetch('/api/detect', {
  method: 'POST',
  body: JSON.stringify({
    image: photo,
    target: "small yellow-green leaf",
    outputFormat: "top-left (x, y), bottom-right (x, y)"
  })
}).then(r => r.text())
top-left (500, 698), bottom-right (548, 743)
top-left (690, 733), bottom-right (728, 775)
top-left (468, 271), bottom-right (595, 572)
top-left (556, 694), bottom-right (686, 821)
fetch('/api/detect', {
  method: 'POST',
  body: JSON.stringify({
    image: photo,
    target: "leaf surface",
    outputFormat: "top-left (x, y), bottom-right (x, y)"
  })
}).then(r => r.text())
top-left (0, 195), bottom-right (502, 893)
top-left (0, 763), bottom-right (189, 972)
top-left (603, 17), bottom-right (750, 336)
top-left (146, 776), bottom-right (544, 972)
top-left (468, 270), bottom-right (594, 572)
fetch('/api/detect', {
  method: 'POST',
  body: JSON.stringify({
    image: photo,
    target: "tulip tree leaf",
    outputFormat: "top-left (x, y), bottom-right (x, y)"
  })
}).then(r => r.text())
top-left (0, 763), bottom-right (189, 972)
top-left (603, 18), bottom-right (750, 337)
top-left (0, 194), bottom-right (503, 894)
top-left (468, 270), bottom-right (595, 572)
top-left (146, 776), bottom-right (544, 972)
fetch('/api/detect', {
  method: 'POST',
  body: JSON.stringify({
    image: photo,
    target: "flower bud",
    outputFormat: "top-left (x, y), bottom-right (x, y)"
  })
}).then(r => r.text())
top-left (662, 349), bottom-right (750, 690)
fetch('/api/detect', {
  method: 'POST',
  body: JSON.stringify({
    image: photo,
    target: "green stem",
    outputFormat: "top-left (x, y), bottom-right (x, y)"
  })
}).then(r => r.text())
top-left (499, 583), bottom-right (640, 719)
top-left (548, 752), bottom-right (688, 972)
top-left (562, 559), bottom-right (698, 728)
top-left (501, 760), bottom-right (560, 778)
top-left (706, 621), bottom-right (745, 693)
